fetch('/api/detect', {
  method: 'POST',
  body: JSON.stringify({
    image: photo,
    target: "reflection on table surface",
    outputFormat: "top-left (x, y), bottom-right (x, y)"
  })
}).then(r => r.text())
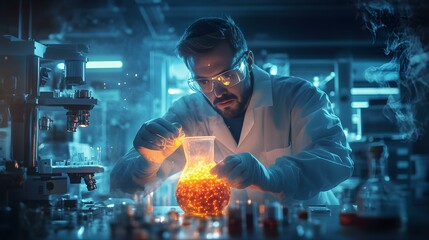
top-left (33, 199), bottom-right (428, 240)
top-left (144, 204), bottom-right (427, 240)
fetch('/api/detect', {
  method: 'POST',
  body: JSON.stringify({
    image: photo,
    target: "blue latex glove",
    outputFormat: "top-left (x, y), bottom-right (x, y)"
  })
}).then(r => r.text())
top-left (133, 118), bottom-right (185, 163)
top-left (210, 152), bottom-right (281, 192)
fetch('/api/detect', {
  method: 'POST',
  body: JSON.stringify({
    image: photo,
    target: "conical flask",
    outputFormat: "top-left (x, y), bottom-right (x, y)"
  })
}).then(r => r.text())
top-left (175, 136), bottom-right (231, 217)
top-left (356, 141), bottom-right (406, 231)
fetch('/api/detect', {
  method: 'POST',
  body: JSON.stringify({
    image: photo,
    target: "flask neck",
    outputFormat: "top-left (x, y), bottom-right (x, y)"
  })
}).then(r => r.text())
top-left (367, 142), bottom-right (389, 180)
top-left (368, 157), bottom-right (389, 180)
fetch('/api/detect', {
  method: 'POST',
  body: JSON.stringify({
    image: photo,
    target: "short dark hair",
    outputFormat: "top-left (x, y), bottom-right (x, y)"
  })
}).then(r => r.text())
top-left (175, 16), bottom-right (248, 63)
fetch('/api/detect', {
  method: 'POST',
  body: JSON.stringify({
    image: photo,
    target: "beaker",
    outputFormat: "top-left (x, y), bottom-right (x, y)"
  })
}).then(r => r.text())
top-left (175, 136), bottom-right (231, 217)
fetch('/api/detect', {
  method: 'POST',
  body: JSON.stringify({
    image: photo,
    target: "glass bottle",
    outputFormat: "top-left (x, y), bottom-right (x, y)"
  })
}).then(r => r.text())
top-left (175, 136), bottom-right (231, 217)
top-left (356, 141), bottom-right (406, 231)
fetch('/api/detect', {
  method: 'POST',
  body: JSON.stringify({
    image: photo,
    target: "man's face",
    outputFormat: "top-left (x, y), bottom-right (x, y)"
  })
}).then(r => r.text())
top-left (186, 42), bottom-right (253, 118)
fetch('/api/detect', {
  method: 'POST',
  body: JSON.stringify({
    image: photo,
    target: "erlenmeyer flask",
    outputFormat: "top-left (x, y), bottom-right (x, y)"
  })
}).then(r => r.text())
top-left (175, 136), bottom-right (231, 217)
top-left (356, 141), bottom-right (406, 231)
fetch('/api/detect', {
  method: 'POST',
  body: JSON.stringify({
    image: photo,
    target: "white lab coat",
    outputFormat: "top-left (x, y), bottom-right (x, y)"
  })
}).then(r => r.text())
top-left (111, 65), bottom-right (353, 206)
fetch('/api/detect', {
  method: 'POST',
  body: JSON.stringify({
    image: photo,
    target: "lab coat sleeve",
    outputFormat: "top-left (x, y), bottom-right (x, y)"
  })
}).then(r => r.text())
top-left (110, 98), bottom-right (192, 195)
top-left (270, 80), bottom-right (353, 201)
top-left (109, 146), bottom-right (180, 195)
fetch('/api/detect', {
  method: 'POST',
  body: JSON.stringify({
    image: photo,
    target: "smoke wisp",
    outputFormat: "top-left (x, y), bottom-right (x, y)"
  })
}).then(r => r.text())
top-left (357, 0), bottom-right (429, 141)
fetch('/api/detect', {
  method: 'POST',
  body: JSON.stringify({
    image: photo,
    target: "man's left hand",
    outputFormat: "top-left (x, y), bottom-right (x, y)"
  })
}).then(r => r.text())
top-left (210, 152), bottom-right (271, 190)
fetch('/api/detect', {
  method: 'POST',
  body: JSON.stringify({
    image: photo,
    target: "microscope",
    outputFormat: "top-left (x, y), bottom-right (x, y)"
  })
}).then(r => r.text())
top-left (0, 35), bottom-right (103, 209)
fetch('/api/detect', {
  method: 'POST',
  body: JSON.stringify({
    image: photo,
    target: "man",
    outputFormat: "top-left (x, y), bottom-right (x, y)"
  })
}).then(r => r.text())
top-left (110, 16), bottom-right (353, 205)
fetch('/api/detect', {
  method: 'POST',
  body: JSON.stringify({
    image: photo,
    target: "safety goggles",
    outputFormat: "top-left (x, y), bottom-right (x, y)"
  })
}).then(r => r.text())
top-left (187, 52), bottom-right (248, 94)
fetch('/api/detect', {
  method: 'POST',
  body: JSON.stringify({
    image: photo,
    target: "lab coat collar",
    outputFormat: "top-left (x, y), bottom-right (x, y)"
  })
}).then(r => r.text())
top-left (208, 65), bottom-right (273, 152)
top-left (248, 65), bottom-right (274, 109)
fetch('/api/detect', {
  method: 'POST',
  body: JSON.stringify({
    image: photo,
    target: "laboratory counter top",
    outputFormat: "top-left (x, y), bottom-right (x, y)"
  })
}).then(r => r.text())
top-left (147, 204), bottom-right (428, 240)
top-left (2, 201), bottom-right (428, 240)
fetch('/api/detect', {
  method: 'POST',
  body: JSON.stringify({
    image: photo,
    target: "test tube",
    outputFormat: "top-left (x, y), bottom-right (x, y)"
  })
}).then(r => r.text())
top-left (227, 201), bottom-right (245, 237)
top-left (282, 204), bottom-right (290, 226)
top-left (263, 201), bottom-right (282, 237)
top-left (77, 152), bottom-right (84, 165)
top-left (89, 146), bottom-right (102, 165)
top-left (245, 200), bottom-right (258, 232)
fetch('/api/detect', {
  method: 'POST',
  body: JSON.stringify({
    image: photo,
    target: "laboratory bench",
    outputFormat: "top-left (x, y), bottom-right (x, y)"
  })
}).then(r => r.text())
top-left (2, 199), bottom-right (427, 240)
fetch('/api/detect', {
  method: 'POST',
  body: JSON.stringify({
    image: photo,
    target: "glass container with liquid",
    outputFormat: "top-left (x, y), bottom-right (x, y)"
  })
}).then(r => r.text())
top-left (175, 136), bottom-right (231, 217)
top-left (339, 187), bottom-right (357, 226)
top-left (356, 141), bottom-right (406, 231)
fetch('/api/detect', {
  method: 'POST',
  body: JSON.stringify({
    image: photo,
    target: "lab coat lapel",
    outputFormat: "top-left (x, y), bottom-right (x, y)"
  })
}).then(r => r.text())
top-left (209, 115), bottom-right (237, 153)
top-left (237, 107), bottom-right (254, 149)
top-left (193, 95), bottom-right (237, 153)
top-left (237, 66), bottom-right (273, 148)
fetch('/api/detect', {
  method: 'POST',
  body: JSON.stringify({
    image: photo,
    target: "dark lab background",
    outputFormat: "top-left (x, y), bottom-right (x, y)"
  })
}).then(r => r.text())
top-left (1, 0), bottom-right (428, 211)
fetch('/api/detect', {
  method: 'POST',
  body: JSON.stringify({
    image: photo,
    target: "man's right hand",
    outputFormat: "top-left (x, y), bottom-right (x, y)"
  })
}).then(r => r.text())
top-left (133, 118), bottom-right (185, 163)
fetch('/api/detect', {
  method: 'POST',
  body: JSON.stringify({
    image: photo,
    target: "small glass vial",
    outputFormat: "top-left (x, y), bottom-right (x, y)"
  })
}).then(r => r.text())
top-left (296, 202), bottom-right (308, 221)
top-left (339, 187), bottom-right (357, 226)
top-left (245, 200), bottom-right (258, 232)
top-left (263, 201), bottom-right (282, 237)
top-left (227, 201), bottom-right (245, 237)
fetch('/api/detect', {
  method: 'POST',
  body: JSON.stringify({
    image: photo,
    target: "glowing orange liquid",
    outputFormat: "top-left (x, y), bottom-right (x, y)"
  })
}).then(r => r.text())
top-left (176, 178), bottom-right (230, 216)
